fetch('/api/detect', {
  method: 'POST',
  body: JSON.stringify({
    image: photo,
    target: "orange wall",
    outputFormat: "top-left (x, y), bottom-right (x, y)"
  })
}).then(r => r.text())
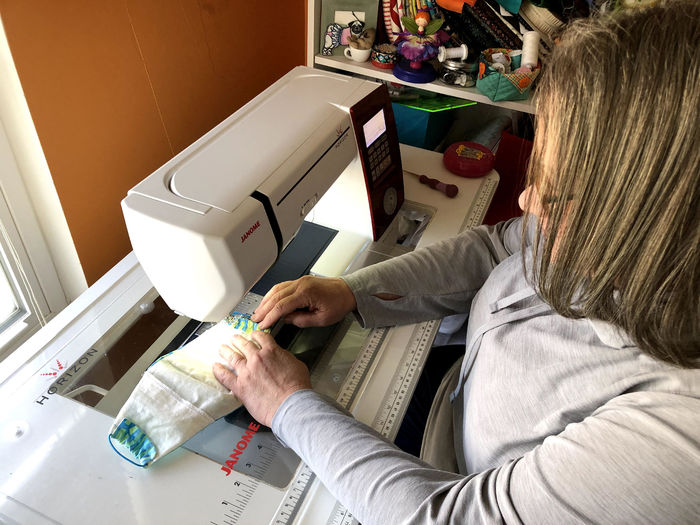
top-left (0, 1), bottom-right (306, 284)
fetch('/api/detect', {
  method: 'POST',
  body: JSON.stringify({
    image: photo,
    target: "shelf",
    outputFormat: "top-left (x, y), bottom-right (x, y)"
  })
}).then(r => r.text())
top-left (315, 55), bottom-right (535, 114)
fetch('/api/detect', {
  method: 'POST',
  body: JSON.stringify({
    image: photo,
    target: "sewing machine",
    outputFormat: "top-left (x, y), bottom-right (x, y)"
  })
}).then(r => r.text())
top-left (0, 67), bottom-right (498, 524)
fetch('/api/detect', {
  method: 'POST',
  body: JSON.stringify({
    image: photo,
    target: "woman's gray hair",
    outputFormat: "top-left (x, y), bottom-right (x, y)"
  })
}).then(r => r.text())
top-left (524, 0), bottom-right (699, 367)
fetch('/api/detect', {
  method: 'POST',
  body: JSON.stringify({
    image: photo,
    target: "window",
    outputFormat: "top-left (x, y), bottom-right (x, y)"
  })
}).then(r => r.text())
top-left (0, 197), bottom-right (46, 354)
top-left (0, 18), bottom-right (81, 361)
top-left (0, 120), bottom-right (62, 360)
top-left (0, 258), bottom-right (20, 321)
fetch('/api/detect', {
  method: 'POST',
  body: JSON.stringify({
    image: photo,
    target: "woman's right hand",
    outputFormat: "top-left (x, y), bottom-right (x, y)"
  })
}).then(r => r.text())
top-left (250, 276), bottom-right (357, 329)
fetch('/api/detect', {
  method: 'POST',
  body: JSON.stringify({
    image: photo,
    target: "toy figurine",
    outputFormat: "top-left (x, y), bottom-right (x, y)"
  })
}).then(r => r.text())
top-left (322, 12), bottom-right (367, 56)
top-left (394, 6), bottom-right (449, 82)
top-left (348, 27), bottom-right (376, 50)
top-left (322, 23), bottom-right (344, 55)
top-left (415, 9), bottom-right (431, 34)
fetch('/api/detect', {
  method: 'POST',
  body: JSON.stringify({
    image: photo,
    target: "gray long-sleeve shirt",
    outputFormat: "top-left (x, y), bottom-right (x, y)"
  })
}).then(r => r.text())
top-left (271, 217), bottom-right (700, 524)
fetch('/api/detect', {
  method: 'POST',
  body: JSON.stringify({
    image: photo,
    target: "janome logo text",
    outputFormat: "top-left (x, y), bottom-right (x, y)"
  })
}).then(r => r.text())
top-left (220, 421), bottom-right (261, 476)
top-left (241, 221), bottom-right (261, 243)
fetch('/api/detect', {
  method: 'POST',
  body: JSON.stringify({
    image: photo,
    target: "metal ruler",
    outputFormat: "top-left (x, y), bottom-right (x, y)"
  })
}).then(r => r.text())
top-left (336, 327), bottom-right (390, 412)
top-left (460, 174), bottom-right (499, 233)
top-left (371, 320), bottom-right (439, 441)
top-left (272, 319), bottom-right (439, 525)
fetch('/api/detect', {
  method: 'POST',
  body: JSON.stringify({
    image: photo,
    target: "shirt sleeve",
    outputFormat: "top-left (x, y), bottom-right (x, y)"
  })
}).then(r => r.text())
top-left (272, 389), bottom-right (700, 525)
top-left (341, 217), bottom-right (527, 328)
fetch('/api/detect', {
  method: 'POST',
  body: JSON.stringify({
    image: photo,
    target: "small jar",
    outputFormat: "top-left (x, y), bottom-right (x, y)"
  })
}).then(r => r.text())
top-left (438, 60), bottom-right (476, 87)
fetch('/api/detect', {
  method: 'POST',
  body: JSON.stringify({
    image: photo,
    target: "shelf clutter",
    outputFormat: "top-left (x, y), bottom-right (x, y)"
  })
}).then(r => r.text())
top-left (312, 0), bottom-right (596, 225)
top-left (314, 0), bottom-right (595, 112)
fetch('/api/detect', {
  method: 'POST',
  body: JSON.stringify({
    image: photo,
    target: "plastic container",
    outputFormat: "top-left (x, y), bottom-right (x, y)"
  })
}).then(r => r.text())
top-left (438, 60), bottom-right (476, 87)
top-left (443, 141), bottom-right (495, 178)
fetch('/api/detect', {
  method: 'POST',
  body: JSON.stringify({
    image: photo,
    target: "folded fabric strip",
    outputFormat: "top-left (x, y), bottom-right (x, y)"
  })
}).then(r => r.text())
top-left (109, 418), bottom-right (157, 466)
top-left (108, 313), bottom-right (270, 467)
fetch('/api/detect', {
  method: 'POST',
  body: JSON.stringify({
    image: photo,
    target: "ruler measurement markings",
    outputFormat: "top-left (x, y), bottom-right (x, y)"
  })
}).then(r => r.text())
top-left (213, 461), bottom-right (263, 525)
top-left (327, 321), bottom-right (438, 525)
top-left (274, 465), bottom-right (317, 524)
top-left (292, 322), bottom-right (436, 525)
top-left (460, 176), bottom-right (498, 233)
top-left (328, 502), bottom-right (355, 525)
top-left (336, 327), bottom-right (390, 411)
top-left (377, 321), bottom-right (437, 440)
top-left (374, 325), bottom-right (420, 436)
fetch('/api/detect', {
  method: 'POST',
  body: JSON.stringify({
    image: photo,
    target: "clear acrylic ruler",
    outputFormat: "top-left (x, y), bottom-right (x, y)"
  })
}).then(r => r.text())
top-left (272, 319), bottom-right (440, 525)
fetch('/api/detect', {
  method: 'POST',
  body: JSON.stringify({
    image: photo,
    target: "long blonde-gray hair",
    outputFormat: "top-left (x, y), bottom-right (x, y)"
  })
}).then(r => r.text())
top-left (524, 0), bottom-right (699, 367)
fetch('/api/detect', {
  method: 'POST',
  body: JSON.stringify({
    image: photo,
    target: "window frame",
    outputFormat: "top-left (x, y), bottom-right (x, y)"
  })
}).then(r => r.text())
top-left (0, 16), bottom-right (85, 361)
top-left (0, 118), bottom-right (62, 359)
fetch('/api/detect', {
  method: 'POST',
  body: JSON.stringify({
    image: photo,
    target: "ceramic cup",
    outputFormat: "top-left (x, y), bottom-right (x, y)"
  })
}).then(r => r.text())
top-left (370, 44), bottom-right (398, 69)
top-left (344, 46), bottom-right (372, 62)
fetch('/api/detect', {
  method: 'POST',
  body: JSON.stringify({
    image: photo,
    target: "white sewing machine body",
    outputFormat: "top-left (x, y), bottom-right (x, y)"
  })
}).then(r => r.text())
top-left (123, 66), bottom-right (404, 322)
top-left (0, 65), bottom-right (499, 524)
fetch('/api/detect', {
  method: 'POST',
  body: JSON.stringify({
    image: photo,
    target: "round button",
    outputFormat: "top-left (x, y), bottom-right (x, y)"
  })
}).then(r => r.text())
top-left (139, 302), bottom-right (155, 315)
top-left (383, 187), bottom-right (398, 215)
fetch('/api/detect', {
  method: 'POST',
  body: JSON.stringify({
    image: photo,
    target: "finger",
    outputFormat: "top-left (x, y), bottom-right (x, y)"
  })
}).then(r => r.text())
top-left (231, 334), bottom-right (262, 358)
top-left (248, 329), bottom-right (275, 349)
top-left (252, 281), bottom-right (297, 322)
top-left (256, 293), bottom-right (311, 329)
top-left (258, 280), bottom-right (295, 309)
top-left (254, 294), bottom-right (297, 327)
top-left (219, 343), bottom-right (246, 365)
top-left (213, 362), bottom-right (238, 391)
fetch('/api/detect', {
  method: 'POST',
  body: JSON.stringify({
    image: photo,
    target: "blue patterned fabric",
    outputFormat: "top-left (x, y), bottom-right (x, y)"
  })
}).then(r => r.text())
top-left (109, 418), bottom-right (157, 467)
top-left (224, 312), bottom-right (270, 335)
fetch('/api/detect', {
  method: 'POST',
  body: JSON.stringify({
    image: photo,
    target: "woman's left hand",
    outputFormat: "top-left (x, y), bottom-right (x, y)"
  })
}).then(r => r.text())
top-left (213, 331), bottom-right (312, 427)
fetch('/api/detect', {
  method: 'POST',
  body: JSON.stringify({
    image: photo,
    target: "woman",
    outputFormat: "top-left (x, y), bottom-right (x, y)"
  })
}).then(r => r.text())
top-left (213, 2), bottom-right (699, 523)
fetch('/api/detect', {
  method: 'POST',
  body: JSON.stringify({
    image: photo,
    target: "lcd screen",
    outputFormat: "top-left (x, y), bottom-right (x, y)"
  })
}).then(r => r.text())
top-left (363, 109), bottom-right (386, 148)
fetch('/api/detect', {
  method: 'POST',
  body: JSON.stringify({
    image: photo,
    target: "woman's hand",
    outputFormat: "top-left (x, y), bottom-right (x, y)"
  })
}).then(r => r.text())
top-left (251, 275), bottom-right (357, 329)
top-left (212, 331), bottom-right (311, 427)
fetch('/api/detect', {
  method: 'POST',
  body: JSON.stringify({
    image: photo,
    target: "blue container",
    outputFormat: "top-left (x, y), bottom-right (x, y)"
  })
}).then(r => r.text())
top-left (391, 96), bottom-right (476, 150)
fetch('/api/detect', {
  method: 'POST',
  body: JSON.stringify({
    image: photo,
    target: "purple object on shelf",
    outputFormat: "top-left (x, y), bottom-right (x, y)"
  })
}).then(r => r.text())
top-left (393, 58), bottom-right (437, 83)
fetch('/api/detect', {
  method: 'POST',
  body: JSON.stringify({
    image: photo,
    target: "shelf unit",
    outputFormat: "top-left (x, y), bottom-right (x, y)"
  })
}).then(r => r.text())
top-left (307, 1), bottom-right (536, 114)
top-left (316, 55), bottom-right (535, 114)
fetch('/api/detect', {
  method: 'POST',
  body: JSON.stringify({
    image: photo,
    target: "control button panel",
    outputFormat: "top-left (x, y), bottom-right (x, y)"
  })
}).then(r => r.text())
top-left (368, 133), bottom-right (391, 183)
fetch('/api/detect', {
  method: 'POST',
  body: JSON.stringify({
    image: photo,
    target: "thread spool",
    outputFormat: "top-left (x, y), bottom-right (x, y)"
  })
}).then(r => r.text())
top-left (521, 31), bottom-right (540, 70)
top-left (438, 44), bottom-right (468, 62)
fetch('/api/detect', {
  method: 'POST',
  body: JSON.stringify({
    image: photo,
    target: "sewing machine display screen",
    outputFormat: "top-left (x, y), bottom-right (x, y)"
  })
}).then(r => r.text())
top-left (363, 109), bottom-right (392, 184)
top-left (363, 109), bottom-right (386, 147)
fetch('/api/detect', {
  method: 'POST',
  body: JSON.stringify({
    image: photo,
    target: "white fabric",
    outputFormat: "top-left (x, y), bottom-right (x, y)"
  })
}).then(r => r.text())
top-left (109, 320), bottom-right (244, 465)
